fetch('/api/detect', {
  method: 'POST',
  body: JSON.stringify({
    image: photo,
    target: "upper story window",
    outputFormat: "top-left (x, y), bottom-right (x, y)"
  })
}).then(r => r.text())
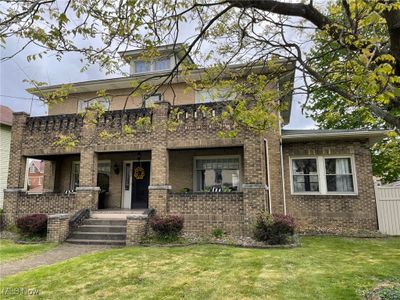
top-left (133, 57), bottom-right (171, 74)
top-left (135, 61), bottom-right (151, 73)
top-left (154, 58), bottom-right (170, 71)
top-left (78, 97), bottom-right (110, 113)
top-left (144, 93), bottom-right (162, 107)
top-left (290, 156), bottom-right (357, 195)
top-left (195, 88), bottom-right (233, 103)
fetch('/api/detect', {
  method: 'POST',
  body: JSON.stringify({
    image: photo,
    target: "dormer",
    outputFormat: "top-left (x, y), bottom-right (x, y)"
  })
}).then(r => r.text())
top-left (119, 43), bottom-right (194, 76)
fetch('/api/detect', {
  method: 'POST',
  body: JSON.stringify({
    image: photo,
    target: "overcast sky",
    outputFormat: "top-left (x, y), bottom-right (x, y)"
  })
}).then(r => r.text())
top-left (0, 37), bottom-right (315, 129)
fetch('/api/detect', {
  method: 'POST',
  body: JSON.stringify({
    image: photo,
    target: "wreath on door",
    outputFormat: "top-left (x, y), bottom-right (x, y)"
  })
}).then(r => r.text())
top-left (134, 166), bottom-right (145, 180)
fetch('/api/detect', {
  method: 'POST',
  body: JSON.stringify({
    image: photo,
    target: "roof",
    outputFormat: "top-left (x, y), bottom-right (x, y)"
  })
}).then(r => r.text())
top-left (29, 160), bottom-right (45, 173)
top-left (118, 43), bottom-right (194, 65)
top-left (282, 129), bottom-right (389, 144)
top-left (0, 105), bottom-right (13, 126)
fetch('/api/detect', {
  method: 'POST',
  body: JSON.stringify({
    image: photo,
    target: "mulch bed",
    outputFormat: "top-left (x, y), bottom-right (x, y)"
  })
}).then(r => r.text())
top-left (140, 233), bottom-right (300, 249)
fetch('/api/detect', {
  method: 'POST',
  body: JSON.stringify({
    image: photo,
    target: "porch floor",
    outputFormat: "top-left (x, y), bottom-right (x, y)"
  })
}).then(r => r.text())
top-left (91, 209), bottom-right (148, 219)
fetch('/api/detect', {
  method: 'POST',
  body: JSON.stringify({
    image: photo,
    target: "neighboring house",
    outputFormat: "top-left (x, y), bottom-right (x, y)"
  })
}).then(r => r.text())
top-left (0, 105), bottom-right (13, 208)
top-left (3, 44), bottom-right (387, 237)
top-left (27, 159), bottom-right (44, 193)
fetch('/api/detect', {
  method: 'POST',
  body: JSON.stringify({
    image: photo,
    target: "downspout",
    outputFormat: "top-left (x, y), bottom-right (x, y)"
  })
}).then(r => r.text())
top-left (279, 120), bottom-right (287, 215)
top-left (264, 139), bottom-right (272, 213)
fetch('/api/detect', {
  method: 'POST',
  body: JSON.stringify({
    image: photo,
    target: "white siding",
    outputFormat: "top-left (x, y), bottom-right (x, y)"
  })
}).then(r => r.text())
top-left (0, 125), bottom-right (11, 208)
top-left (376, 186), bottom-right (400, 235)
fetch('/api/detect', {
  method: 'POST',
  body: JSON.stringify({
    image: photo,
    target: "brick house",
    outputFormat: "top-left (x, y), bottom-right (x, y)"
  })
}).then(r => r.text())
top-left (27, 159), bottom-right (45, 193)
top-left (3, 45), bottom-right (386, 242)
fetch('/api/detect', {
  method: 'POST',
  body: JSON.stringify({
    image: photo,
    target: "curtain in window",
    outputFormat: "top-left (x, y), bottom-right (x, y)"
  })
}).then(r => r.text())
top-left (326, 158), bottom-right (354, 192)
top-left (335, 158), bottom-right (353, 192)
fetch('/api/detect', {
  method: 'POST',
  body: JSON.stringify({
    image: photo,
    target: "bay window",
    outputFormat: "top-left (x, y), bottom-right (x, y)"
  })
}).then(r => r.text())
top-left (194, 157), bottom-right (240, 192)
top-left (290, 156), bottom-right (357, 195)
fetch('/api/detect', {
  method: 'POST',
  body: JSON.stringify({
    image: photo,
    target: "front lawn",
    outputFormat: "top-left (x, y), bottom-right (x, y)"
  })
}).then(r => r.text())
top-left (0, 237), bottom-right (399, 299)
top-left (0, 240), bottom-right (55, 262)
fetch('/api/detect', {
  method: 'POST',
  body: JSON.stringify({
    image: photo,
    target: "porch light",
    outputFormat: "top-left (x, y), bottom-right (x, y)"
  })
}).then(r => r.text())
top-left (113, 162), bottom-right (120, 175)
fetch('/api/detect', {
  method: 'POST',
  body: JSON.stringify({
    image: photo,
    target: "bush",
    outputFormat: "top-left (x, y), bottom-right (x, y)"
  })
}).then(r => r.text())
top-left (253, 212), bottom-right (296, 245)
top-left (150, 215), bottom-right (184, 238)
top-left (16, 214), bottom-right (48, 236)
top-left (212, 228), bottom-right (224, 238)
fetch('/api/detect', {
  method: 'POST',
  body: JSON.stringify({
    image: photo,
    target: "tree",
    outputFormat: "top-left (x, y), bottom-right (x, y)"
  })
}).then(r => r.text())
top-left (1, 0), bottom-right (399, 133)
top-left (306, 1), bottom-right (400, 183)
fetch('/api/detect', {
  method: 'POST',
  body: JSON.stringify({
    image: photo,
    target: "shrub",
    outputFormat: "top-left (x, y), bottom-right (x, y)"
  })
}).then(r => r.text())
top-left (16, 214), bottom-right (48, 236)
top-left (150, 215), bottom-right (184, 238)
top-left (212, 228), bottom-right (224, 238)
top-left (253, 212), bottom-right (296, 245)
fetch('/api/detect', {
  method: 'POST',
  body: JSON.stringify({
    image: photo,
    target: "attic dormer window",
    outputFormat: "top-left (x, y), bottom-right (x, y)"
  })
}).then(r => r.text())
top-left (135, 61), bottom-right (151, 73)
top-left (133, 57), bottom-right (171, 74)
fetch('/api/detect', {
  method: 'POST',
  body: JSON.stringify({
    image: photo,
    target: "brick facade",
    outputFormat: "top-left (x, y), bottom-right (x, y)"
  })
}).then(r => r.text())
top-left (126, 215), bottom-right (149, 245)
top-left (3, 99), bottom-right (379, 236)
top-left (47, 213), bottom-right (70, 243)
top-left (282, 140), bottom-right (378, 231)
top-left (168, 192), bottom-right (245, 235)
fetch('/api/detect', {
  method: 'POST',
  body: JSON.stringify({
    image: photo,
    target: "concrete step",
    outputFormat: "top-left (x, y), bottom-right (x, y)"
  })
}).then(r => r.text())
top-left (83, 219), bottom-right (127, 226)
top-left (78, 225), bottom-right (126, 233)
top-left (70, 232), bottom-right (126, 241)
top-left (66, 239), bottom-right (126, 246)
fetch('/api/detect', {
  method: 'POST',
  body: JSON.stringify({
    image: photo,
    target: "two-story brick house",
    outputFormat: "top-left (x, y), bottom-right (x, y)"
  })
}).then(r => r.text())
top-left (3, 45), bottom-right (385, 243)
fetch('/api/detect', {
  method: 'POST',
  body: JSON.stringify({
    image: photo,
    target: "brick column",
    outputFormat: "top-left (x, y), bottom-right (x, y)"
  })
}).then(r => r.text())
top-left (7, 112), bottom-right (28, 188)
top-left (242, 134), bottom-right (268, 236)
top-left (76, 148), bottom-right (99, 210)
top-left (126, 215), bottom-right (149, 245)
top-left (4, 112), bottom-right (29, 225)
top-left (47, 213), bottom-right (70, 243)
top-left (43, 161), bottom-right (56, 192)
top-left (149, 102), bottom-right (171, 214)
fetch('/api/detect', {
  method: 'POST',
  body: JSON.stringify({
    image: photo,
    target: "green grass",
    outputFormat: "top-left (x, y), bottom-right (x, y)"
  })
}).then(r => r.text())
top-left (0, 240), bottom-right (55, 262)
top-left (0, 237), bottom-right (399, 299)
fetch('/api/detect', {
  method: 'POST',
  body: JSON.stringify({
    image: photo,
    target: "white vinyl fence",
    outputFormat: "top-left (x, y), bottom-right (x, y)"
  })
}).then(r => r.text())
top-left (375, 186), bottom-right (400, 235)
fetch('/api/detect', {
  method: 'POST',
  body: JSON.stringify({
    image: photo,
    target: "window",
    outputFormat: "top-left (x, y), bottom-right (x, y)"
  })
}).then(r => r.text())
top-left (38, 177), bottom-right (43, 185)
top-left (195, 88), bottom-right (230, 103)
top-left (144, 94), bottom-right (162, 107)
top-left (78, 97), bottom-right (110, 113)
top-left (134, 58), bottom-right (170, 74)
top-left (325, 158), bottom-right (354, 193)
top-left (71, 161), bottom-right (80, 191)
top-left (194, 157), bottom-right (240, 192)
top-left (29, 165), bottom-right (36, 173)
top-left (291, 159), bottom-right (319, 193)
top-left (290, 156), bottom-right (357, 195)
top-left (135, 60), bottom-right (151, 73)
top-left (154, 58), bottom-right (170, 71)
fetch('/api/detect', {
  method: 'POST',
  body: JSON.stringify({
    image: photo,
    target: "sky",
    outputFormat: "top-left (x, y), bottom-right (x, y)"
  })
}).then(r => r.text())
top-left (0, 35), bottom-right (316, 129)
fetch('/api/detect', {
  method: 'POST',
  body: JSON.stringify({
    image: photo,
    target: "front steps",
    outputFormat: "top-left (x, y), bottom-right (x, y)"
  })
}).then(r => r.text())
top-left (66, 218), bottom-right (127, 246)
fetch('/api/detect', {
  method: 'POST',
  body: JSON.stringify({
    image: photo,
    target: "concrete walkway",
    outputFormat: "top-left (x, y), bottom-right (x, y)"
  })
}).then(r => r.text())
top-left (0, 243), bottom-right (111, 278)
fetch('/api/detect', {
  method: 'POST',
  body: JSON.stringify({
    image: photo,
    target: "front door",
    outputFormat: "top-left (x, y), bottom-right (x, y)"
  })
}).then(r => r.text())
top-left (131, 161), bottom-right (150, 209)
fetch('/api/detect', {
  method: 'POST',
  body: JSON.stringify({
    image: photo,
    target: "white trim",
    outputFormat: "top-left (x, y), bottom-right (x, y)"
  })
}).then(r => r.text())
top-left (289, 155), bottom-right (358, 196)
top-left (264, 139), bottom-right (272, 213)
top-left (192, 155), bottom-right (242, 192)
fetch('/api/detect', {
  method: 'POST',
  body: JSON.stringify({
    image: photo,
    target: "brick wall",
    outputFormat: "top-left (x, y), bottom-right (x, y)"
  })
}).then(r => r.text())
top-left (168, 192), bottom-right (245, 235)
top-left (283, 140), bottom-right (378, 231)
top-left (47, 214), bottom-right (70, 243)
top-left (126, 215), bottom-right (148, 245)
